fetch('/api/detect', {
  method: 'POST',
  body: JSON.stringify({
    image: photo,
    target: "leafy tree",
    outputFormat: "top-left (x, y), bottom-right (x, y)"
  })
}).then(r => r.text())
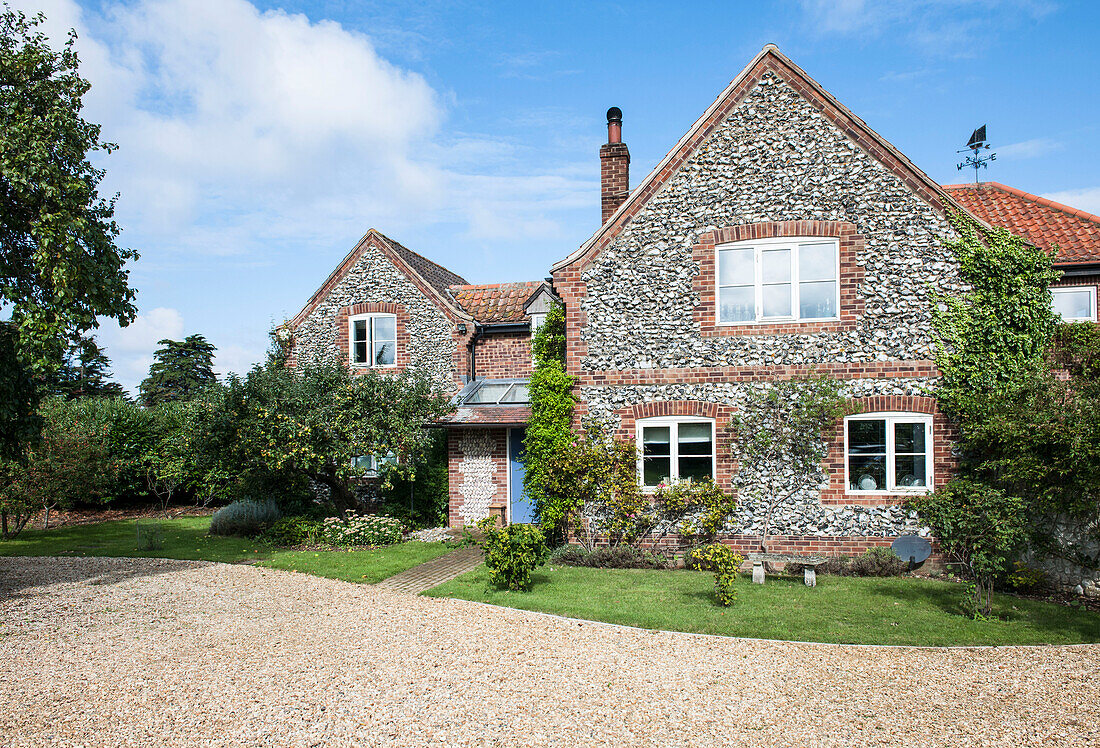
top-left (524, 302), bottom-right (576, 534)
top-left (224, 360), bottom-right (452, 514)
top-left (0, 323), bottom-right (40, 461)
top-left (928, 211), bottom-right (1100, 594)
top-left (731, 375), bottom-right (855, 553)
top-left (139, 335), bottom-right (217, 406)
top-left (144, 402), bottom-right (192, 518)
top-left (0, 397), bottom-right (118, 535)
top-left (48, 335), bottom-right (126, 400)
top-left (0, 8), bottom-right (137, 449)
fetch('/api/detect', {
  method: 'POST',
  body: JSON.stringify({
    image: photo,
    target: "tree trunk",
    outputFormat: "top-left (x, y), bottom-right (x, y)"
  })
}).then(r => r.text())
top-left (310, 470), bottom-right (356, 516)
top-left (2, 511), bottom-right (8, 538)
top-left (43, 505), bottom-right (51, 530)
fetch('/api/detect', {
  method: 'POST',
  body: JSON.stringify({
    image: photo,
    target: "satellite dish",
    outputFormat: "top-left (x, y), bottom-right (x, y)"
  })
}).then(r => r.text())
top-left (891, 535), bottom-right (932, 568)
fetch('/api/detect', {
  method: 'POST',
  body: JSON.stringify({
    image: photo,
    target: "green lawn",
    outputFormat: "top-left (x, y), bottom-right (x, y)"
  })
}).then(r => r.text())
top-left (0, 515), bottom-right (453, 585)
top-left (425, 564), bottom-right (1100, 646)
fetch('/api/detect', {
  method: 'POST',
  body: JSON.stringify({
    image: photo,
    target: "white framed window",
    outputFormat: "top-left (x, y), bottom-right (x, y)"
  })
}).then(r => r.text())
top-left (636, 417), bottom-right (716, 489)
top-left (845, 412), bottom-right (933, 494)
top-left (717, 237), bottom-right (840, 324)
top-left (1051, 286), bottom-right (1097, 322)
top-left (349, 313), bottom-right (397, 367)
top-left (353, 451), bottom-right (398, 477)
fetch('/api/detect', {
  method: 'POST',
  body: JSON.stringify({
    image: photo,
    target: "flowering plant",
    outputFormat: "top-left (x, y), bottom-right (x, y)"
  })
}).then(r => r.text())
top-left (321, 512), bottom-right (403, 547)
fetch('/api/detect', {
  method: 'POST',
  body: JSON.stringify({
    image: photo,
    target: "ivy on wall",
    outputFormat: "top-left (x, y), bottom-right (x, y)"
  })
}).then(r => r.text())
top-left (523, 302), bottom-right (576, 534)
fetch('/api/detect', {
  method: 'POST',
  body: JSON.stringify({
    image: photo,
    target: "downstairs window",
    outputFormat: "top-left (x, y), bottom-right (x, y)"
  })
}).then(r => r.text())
top-left (845, 413), bottom-right (933, 494)
top-left (637, 417), bottom-right (716, 489)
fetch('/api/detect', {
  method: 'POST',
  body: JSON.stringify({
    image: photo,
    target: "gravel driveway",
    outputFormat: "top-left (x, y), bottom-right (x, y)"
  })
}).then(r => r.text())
top-left (1, 556), bottom-right (1096, 747)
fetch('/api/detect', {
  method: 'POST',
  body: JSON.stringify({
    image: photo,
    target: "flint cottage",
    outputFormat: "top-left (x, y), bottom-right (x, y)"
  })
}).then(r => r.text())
top-left (286, 45), bottom-right (1100, 556)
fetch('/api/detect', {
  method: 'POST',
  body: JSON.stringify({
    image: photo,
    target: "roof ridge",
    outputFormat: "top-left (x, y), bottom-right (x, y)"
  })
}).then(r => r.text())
top-left (552, 44), bottom-right (971, 272)
top-left (943, 182), bottom-right (1100, 226)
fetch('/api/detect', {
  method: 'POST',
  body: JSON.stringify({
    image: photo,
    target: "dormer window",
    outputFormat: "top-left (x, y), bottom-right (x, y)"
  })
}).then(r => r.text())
top-left (349, 313), bottom-right (396, 367)
top-left (717, 237), bottom-right (839, 324)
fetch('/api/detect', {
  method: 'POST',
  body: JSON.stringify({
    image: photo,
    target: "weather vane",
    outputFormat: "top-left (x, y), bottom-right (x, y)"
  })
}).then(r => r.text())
top-left (957, 125), bottom-right (995, 183)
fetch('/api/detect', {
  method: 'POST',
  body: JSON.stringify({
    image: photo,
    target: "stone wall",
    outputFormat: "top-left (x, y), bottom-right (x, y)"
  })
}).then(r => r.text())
top-left (291, 236), bottom-right (460, 389)
top-left (448, 427), bottom-right (508, 527)
top-left (551, 68), bottom-right (965, 549)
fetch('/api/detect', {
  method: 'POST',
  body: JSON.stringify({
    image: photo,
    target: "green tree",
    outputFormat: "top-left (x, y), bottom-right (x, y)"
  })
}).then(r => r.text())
top-left (0, 9), bottom-right (137, 450)
top-left (224, 360), bottom-right (452, 514)
top-left (523, 302), bottom-right (576, 534)
top-left (48, 335), bottom-right (126, 400)
top-left (139, 335), bottom-right (217, 406)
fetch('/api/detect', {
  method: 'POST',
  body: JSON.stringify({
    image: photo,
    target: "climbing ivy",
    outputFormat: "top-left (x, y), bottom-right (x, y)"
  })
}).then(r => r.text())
top-left (523, 302), bottom-right (576, 535)
top-left (931, 209), bottom-right (1060, 425)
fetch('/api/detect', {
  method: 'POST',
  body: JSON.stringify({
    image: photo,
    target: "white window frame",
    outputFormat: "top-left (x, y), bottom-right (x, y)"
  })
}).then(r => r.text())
top-left (348, 313), bottom-right (397, 368)
top-left (352, 451), bottom-right (398, 478)
top-left (636, 416), bottom-right (716, 490)
top-left (1051, 285), bottom-right (1097, 323)
top-left (844, 412), bottom-right (934, 495)
top-left (716, 236), bottom-right (841, 325)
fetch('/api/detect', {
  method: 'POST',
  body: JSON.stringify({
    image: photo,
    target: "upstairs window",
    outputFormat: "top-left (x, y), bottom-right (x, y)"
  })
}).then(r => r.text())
top-left (637, 417), bottom-right (715, 489)
top-left (349, 313), bottom-right (396, 367)
top-left (845, 413), bottom-right (933, 494)
top-left (717, 237), bottom-right (839, 324)
top-left (1052, 286), bottom-right (1097, 322)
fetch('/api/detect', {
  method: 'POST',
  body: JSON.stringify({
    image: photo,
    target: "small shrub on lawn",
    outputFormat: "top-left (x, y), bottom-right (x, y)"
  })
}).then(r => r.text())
top-left (262, 516), bottom-right (324, 546)
top-left (848, 547), bottom-right (908, 577)
top-left (322, 512), bottom-right (403, 547)
top-left (690, 543), bottom-right (744, 606)
top-left (209, 500), bottom-right (281, 537)
top-left (481, 521), bottom-right (549, 591)
top-left (551, 545), bottom-right (668, 569)
top-left (1006, 561), bottom-right (1048, 592)
top-left (788, 548), bottom-right (907, 578)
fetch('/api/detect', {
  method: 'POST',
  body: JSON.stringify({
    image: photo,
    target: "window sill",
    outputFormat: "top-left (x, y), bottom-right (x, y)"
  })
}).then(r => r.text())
top-left (716, 316), bottom-right (840, 327)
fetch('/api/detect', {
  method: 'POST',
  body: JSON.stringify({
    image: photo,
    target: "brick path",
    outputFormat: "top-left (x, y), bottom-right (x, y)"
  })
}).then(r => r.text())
top-left (374, 546), bottom-right (483, 594)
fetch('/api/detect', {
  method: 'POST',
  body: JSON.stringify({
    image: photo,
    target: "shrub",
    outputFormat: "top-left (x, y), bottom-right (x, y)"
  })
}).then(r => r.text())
top-left (550, 545), bottom-right (669, 569)
top-left (209, 500), bottom-right (281, 537)
top-left (787, 549), bottom-right (906, 578)
top-left (690, 543), bottom-right (744, 606)
top-left (909, 480), bottom-right (1027, 617)
top-left (848, 547), bottom-right (908, 577)
top-left (481, 522), bottom-right (550, 591)
top-left (1006, 561), bottom-right (1048, 592)
top-left (262, 515), bottom-right (324, 546)
top-left (321, 512), bottom-right (403, 547)
top-left (134, 521), bottom-right (164, 551)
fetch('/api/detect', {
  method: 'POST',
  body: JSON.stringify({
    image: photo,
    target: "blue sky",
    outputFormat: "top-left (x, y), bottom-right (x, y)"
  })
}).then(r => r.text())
top-left (21, 0), bottom-right (1100, 391)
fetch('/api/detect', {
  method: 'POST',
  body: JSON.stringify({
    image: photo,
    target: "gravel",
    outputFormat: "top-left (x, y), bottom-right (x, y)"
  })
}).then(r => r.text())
top-left (1, 556), bottom-right (1096, 747)
top-left (406, 527), bottom-right (451, 543)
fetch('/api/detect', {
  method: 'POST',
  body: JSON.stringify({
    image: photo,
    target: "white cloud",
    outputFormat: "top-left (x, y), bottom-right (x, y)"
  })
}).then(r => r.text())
top-left (797, 0), bottom-right (1056, 54)
top-left (998, 137), bottom-right (1062, 160)
top-left (213, 343), bottom-right (265, 379)
top-left (15, 0), bottom-right (593, 262)
top-left (1042, 188), bottom-right (1100, 217)
top-left (95, 307), bottom-right (185, 392)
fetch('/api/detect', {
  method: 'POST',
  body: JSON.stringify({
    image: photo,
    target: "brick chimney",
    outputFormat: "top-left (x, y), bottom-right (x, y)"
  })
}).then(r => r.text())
top-left (600, 107), bottom-right (630, 224)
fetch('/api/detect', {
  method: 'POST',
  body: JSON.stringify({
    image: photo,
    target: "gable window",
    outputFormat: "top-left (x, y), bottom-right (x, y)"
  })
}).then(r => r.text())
top-left (845, 413), bottom-right (933, 494)
top-left (717, 237), bottom-right (839, 324)
top-left (349, 313), bottom-right (397, 367)
top-left (1052, 286), bottom-right (1097, 322)
top-left (637, 417), bottom-right (715, 488)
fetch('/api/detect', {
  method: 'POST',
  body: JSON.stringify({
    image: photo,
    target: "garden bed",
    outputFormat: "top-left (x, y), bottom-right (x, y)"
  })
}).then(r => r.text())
top-left (425, 564), bottom-right (1100, 646)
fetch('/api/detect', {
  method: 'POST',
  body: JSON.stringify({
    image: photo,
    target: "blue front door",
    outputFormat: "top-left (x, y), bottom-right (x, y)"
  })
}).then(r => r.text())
top-left (508, 428), bottom-right (534, 524)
